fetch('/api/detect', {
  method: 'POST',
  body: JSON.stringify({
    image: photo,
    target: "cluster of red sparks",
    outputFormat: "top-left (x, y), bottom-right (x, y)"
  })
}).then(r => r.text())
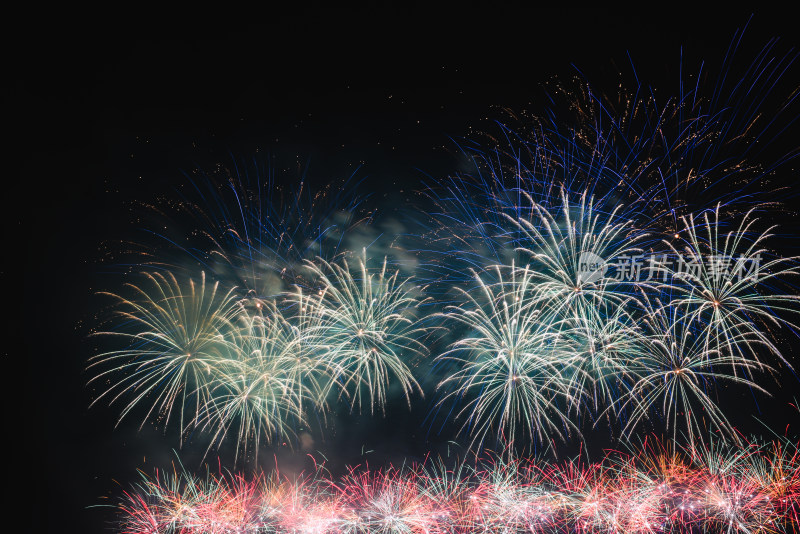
top-left (117, 441), bottom-right (800, 533)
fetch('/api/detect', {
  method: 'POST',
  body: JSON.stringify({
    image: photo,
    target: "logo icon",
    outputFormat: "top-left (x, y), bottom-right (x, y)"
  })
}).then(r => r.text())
top-left (577, 252), bottom-right (607, 284)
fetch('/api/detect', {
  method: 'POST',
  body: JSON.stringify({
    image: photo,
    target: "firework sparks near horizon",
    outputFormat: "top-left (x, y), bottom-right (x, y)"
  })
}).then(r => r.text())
top-left (114, 440), bottom-right (800, 534)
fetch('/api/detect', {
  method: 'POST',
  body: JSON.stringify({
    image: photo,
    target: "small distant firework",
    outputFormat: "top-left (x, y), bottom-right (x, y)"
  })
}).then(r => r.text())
top-left (336, 468), bottom-right (437, 534)
top-left (197, 171), bottom-right (372, 299)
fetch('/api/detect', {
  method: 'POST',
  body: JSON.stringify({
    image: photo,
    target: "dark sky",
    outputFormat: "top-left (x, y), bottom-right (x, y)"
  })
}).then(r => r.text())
top-left (13, 8), bottom-right (800, 532)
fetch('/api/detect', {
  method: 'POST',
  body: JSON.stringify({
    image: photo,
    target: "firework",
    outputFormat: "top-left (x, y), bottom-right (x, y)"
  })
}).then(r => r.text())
top-left (658, 205), bottom-right (800, 367)
top-left (89, 249), bottom-right (435, 454)
top-left (560, 300), bottom-right (649, 421)
top-left (419, 165), bottom-right (653, 292)
top-left (435, 264), bottom-right (576, 448)
top-left (497, 25), bottom-right (799, 235)
top-left (509, 189), bottom-right (648, 317)
top-left (88, 272), bottom-right (242, 439)
top-left (619, 303), bottom-right (771, 446)
top-left (198, 304), bottom-right (326, 459)
top-left (117, 158), bottom-right (373, 300)
top-left (198, 169), bottom-right (373, 299)
top-left (290, 252), bottom-right (427, 415)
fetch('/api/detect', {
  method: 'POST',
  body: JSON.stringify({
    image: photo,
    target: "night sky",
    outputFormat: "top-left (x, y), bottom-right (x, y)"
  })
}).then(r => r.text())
top-left (15, 8), bottom-right (800, 532)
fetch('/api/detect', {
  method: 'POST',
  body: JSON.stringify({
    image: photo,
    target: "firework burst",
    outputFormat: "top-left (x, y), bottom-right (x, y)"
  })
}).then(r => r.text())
top-left (291, 252), bottom-right (427, 415)
top-left (510, 188), bottom-right (648, 318)
top-left (88, 271), bottom-right (242, 439)
top-left (619, 303), bottom-right (771, 446)
top-left (658, 205), bottom-right (800, 368)
top-left (435, 265), bottom-right (576, 448)
top-left (198, 305), bottom-right (325, 459)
